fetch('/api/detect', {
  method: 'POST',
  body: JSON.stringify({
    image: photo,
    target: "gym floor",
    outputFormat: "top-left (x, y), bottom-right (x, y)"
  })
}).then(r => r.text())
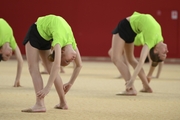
top-left (0, 59), bottom-right (180, 120)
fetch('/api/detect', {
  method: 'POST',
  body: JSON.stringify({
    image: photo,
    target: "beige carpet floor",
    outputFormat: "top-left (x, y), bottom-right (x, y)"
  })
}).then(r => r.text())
top-left (0, 60), bottom-right (180, 120)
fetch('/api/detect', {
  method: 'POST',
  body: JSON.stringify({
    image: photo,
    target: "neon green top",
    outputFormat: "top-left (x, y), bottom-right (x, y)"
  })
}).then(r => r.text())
top-left (0, 18), bottom-right (17, 50)
top-left (134, 33), bottom-right (143, 46)
top-left (130, 12), bottom-right (163, 49)
top-left (36, 15), bottom-right (77, 49)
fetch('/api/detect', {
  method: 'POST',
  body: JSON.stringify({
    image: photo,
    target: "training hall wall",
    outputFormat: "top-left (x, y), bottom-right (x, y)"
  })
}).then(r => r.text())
top-left (0, 0), bottom-right (179, 58)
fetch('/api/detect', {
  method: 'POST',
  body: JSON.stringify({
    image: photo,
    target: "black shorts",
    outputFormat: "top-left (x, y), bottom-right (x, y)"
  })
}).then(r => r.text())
top-left (23, 24), bottom-right (51, 50)
top-left (112, 19), bottom-right (136, 43)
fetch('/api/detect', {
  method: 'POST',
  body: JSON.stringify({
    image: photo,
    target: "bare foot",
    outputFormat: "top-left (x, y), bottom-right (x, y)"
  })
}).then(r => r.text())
top-left (116, 89), bottom-right (137, 96)
top-left (13, 81), bottom-right (22, 87)
top-left (140, 87), bottom-right (153, 93)
top-left (21, 106), bottom-right (46, 113)
top-left (13, 84), bottom-right (22, 87)
top-left (140, 78), bottom-right (153, 93)
top-left (54, 104), bottom-right (68, 110)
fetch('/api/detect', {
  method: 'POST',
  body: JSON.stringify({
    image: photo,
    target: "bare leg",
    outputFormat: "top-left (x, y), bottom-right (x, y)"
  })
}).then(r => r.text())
top-left (41, 61), bottom-right (65, 74)
top-left (131, 62), bottom-right (152, 92)
top-left (54, 76), bottom-right (68, 109)
top-left (22, 42), bottom-right (46, 112)
top-left (39, 50), bottom-right (68, 110)
top-left (125, 44), bottom-right (152, 93)
top-left (13, 80), bottom-right (21, 87)
top-left (108, 48), bottom-right (129, 79)
top-left (111, 34), bottom-right (137, 95)
top-left (115, 54), bottom-right (129, 79)
top-left (40, 61), bottom-right (48, 74)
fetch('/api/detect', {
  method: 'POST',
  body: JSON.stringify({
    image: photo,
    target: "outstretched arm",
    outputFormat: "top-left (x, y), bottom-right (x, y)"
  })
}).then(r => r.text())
top-left (13, 46), bottom-right (24, 87)
top-left (63, 47), bottom-right (82, 94)
top-left (37, 44), bottom-right (61, 98)
top-left (45, 44), bottom-right (61, 89)
top-left (126, 45), bottom-right (149, 90)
